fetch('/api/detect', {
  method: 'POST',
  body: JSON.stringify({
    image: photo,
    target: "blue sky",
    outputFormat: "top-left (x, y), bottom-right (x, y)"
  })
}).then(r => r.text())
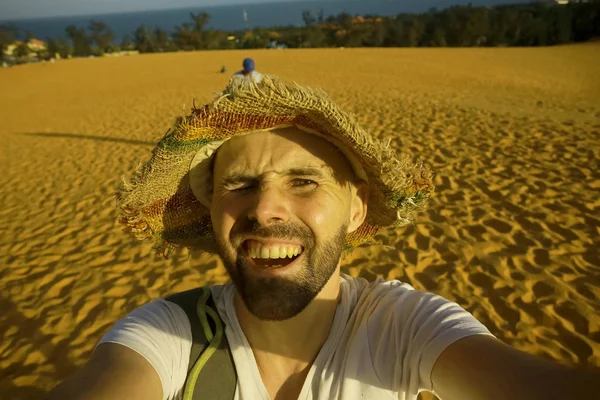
top-left (1, 0), bottom-right (305, 20)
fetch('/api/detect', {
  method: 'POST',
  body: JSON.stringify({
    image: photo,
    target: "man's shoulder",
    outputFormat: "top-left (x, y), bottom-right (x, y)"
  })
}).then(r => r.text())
top-left (96, 299), bottom-right (195, 399)
top-left (342, 273), bottom-right (453, 319)
top-left (342, 273), bottom-right (416, 299)
top-left (107, 298), bottom-right (190, 331)
top-left (342, 273), bottom-right (489, 339)
top-left (164, 284), bottom-right (229, 316)
top-left (164, 283), bottom-right (229, 301)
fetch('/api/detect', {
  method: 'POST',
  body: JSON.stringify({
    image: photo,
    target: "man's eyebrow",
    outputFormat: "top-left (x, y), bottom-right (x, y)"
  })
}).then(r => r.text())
top-left (222, 167), bottom-right (329, 184)
top-left (283, 167), bottom-right (329, 178)
top-left (222, 173), bottom-right (257, 185)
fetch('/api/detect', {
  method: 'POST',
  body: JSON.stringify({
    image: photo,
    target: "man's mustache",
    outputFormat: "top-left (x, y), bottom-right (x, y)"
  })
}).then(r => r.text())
top-left (230, 219), bottom-right (315, 245)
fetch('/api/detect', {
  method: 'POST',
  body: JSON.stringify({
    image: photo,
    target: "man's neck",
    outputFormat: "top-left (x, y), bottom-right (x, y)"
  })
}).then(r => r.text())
top-left (234, 273), bottom-right (341, 371)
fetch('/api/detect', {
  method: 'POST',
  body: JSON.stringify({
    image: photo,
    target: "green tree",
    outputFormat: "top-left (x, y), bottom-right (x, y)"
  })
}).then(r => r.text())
top-left (398, 16), bottom-right (424, 47)
top-left (46, 38), bottom-right (70, 58)
top-left (202, 30), bottom-right (228, 50)
top-left (65, 25), bottom-right (92, 56)
top-left (14, 42), bottom-right (29, 58)
top-left (420, 11), bottom-right (446, 47)
top-left (241, 30), bottom-right (269, 49)
top-left (513, 11), bottom-right (535, 46)
top-left (464, 8), bottom-right (491, 46)
top-left (191, 12), bottom-right (210, 32)
top-left (337, 13), bottom-right (353, 29)
top-left (304, 27), bottom-right (327, 47)
top-left (440, 7), bottom-right (463, 46)
top-left (571, 3), bottom-right (599, 42)
top-left (88, 20), bottom-right (114, 54)
top-left (0, 24), bottom-right (19, 61)
top-left (172, 12), bottom-right (211, 50)
top-left (120, 34), bottom-right (134, 51)
top-left (325, 15), bottom-right (336, 25)
top-left (382, 18), bottom-right (402, 46)
top-left (487, 8), bottom-right (508, 46)
top-left (553, 6), bottom-right (572, 44)
top-left (133, 25), bottom-right (157, 53)
top-left (430, 27), bottom-right (447, 47)
top-left (317, 9), bottom-right (325, 25)
top-left (277, 27), bottom-right (304, 48)
top-left (302, 10), bottom-right (316, 27)
top-left (154, 27), bottom-right (172, 52)
top-left (172, 22), bottom-right (197, 50)
top-left (346, 28), bottom-right (368, 47)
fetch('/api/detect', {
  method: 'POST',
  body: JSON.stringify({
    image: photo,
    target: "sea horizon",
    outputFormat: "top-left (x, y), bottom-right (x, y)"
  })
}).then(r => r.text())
top-left (2, 0), bottom-right (533, 42)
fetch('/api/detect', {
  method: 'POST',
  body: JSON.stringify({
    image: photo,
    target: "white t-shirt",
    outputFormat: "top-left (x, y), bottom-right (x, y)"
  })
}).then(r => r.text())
top-left (98, 274), bottom-right (492, 400)
top-left (232, 70), bottom-right (263, 83)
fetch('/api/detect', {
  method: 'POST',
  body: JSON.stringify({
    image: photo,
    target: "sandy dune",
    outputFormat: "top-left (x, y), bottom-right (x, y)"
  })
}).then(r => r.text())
top-left (1, 45), bottom-right (599, 399)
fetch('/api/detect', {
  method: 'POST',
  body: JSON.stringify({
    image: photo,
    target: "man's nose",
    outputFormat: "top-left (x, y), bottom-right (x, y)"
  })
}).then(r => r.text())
top-left (247, 185), bottom-right (290, 226)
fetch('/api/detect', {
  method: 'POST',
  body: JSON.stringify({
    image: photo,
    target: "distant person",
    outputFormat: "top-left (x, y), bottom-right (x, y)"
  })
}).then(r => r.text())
top-left (233, 57), bottom-right (262, 83)
top-left (220, 65), bottom-right (227, 73)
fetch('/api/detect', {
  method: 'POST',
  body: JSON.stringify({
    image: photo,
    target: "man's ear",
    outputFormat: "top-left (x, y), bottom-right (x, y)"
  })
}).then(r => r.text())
top-left (347, 181), bottom-right (369, 234)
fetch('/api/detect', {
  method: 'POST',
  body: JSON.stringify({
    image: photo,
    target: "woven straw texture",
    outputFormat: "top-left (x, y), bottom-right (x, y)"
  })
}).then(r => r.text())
top-left (116, 75), bottom-right (434, 256)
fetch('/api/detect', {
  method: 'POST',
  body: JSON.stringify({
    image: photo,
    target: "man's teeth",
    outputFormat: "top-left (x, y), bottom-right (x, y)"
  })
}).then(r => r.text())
top-left (248, 244), bottom-right (303, 259)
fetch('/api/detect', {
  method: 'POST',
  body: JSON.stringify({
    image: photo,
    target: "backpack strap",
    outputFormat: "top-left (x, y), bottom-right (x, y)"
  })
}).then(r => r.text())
top-left (165, 287), bottom-right (237, 400)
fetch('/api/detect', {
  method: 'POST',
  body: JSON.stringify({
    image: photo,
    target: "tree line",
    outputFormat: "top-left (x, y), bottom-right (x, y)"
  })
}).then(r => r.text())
top-left (1, 1), bottom-right (599, 62)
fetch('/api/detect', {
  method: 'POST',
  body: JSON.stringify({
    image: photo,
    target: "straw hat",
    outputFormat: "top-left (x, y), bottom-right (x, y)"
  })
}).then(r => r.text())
top-left (116, 75), bottom-right (434, 257)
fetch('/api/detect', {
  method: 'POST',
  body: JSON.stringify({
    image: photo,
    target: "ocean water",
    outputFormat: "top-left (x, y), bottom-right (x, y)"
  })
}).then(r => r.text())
top-left (3, 0), bottom-right (531, 42)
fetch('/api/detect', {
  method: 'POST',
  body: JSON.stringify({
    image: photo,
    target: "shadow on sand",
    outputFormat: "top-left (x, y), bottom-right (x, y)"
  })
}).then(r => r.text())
top-left (21, 132), bottom-right (155, 146)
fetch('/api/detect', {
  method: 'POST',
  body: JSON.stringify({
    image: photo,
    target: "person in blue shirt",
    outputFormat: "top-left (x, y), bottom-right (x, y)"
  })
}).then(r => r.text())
top-left (233, 57), bottom-right (263, 83)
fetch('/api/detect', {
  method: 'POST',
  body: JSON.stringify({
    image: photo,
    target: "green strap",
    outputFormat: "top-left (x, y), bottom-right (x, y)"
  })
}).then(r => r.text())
top-left (182, 287), bottom-right (225, 400)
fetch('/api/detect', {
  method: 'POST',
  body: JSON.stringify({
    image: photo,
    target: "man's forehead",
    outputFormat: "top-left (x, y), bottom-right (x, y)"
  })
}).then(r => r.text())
top-left (215, 129), bottom-right (346, 175)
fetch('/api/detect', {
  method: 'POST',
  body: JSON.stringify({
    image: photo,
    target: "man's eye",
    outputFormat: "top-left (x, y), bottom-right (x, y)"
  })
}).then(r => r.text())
top-left (232, 186), bottom-right (249, 192)
top-left (291, 179), bottom-right (317, 187)
top-left (229, 184), bottom-right (255, 192)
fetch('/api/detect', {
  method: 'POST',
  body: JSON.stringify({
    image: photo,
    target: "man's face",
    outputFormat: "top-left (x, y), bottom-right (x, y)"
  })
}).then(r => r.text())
top-left (210, 127), bottom-right (367, 321)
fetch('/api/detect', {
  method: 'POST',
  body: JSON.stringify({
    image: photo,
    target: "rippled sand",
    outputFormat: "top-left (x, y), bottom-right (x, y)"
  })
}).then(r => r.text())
top-left (1, 44), bottom-right (599, 399)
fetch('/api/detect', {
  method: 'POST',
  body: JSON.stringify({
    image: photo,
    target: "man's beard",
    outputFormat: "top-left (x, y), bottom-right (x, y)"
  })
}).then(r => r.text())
top-left (215, 220), bottom-right (348, 321)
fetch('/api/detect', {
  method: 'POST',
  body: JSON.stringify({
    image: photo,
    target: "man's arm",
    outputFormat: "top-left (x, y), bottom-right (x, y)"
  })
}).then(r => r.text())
top-left (44, 343), bottom-right (162, 400)
top-left (431, 334), bottom-right (600, 400)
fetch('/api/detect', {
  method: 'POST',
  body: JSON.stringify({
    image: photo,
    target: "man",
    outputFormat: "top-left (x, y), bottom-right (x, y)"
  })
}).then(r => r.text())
top-left (232, 57), bottom-right (262, 83)
top-left (46, 76), bottom-right (598, 400)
